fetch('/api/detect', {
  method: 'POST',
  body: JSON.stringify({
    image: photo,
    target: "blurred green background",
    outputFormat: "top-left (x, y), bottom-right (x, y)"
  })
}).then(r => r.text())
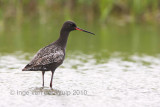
top-left (0, 0), bottom-right (160, 54)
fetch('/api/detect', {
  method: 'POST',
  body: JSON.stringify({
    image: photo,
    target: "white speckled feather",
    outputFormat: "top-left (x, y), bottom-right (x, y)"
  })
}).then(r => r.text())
top-left (28, 45), bottom-right (65, 66)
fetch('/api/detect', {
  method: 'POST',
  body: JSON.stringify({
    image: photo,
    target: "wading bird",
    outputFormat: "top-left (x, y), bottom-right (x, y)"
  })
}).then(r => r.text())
top-left (22, 21), bottom-right (95, 88)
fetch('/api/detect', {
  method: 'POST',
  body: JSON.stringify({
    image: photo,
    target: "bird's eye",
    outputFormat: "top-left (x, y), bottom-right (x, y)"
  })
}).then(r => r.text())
top-left (70, 24), bottom-right (75, 27)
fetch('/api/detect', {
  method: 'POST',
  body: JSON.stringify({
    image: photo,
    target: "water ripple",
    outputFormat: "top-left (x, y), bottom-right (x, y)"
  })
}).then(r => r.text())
top-left (0, 52), bottom-right (160, 107)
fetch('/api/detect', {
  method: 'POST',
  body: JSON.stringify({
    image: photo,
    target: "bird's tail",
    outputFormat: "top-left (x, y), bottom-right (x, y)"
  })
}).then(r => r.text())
top-left (22, 64), bottom-right (33, 71)
top-left (22, 67), bottom-right (28, 71)
top-left (22, 64), bottom-right (47, 71)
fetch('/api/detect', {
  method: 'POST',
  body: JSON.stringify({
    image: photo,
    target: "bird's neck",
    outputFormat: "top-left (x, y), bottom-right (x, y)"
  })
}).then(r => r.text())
top-left (56, 29), bottom-right (70, 49)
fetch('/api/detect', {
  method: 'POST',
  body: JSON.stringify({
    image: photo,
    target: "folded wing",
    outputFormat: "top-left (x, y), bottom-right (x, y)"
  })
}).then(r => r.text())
top-left (22, 45), bottom-right (64, 71)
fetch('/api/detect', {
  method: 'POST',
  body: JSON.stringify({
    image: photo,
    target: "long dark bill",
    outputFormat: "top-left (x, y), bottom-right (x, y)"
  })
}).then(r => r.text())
top-left (75, 27), bottom-right (95, 35)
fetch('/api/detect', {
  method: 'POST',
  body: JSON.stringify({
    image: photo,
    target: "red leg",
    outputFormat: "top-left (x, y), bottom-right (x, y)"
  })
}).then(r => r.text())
top-left (42, 71), bottom-right (45, 87)
top-left (50, 71), bottom-right (54, 89)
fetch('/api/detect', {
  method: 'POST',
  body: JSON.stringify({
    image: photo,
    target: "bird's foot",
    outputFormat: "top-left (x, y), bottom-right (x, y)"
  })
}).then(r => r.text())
top-left (50, 87), bottom-right (53, 90)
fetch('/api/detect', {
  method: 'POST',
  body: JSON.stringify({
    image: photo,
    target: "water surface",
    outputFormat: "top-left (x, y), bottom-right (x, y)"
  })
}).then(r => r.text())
top-left (0, 51), bottom-right (160, 107)
top-left (0, 19), bottom-right (160, 106)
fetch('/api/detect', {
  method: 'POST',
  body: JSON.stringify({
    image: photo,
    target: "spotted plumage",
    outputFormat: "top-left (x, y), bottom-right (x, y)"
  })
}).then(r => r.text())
top-left (22, 21), bottom-right (95, 88)
top-left (23, 44), bottom-right (64, 71)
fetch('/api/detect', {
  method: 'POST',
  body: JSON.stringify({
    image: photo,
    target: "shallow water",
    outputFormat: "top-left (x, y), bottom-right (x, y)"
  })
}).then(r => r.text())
top-left (0, 51), bottom-right (160, 107)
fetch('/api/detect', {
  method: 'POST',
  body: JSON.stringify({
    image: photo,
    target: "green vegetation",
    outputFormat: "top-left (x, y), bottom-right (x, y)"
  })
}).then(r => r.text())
top-left (0, 0), bottom-right (160, 54)
top-left (1, 0), bottom-right (160, 25)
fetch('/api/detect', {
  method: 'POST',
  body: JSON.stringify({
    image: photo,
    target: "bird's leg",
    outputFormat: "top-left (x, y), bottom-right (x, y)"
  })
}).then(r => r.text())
top-left (50, 71), bottom-right (55, 89)
top-left (42, 71), bottom-right (45, 87)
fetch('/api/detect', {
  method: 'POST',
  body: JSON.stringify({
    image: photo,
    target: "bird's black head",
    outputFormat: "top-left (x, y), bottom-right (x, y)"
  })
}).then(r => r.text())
top-left (62, 21), bottom-right (95, 35)
top-left (62, 21), bottom-right (77, 31)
